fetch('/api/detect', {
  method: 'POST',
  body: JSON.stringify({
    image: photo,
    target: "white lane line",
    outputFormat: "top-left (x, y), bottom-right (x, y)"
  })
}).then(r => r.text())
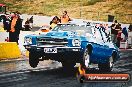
top-left (0, 77), bottom-right (27, 84)
top-left (0, 72), bottom-right (24, 77)
top-left (0, 66), bottom-right (62, 78)
top-left (115, 63), bottom-right (132, 67)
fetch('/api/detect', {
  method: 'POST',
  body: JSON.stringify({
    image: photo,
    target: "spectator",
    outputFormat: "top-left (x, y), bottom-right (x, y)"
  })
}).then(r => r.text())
top-left (60, 11), bottom-right (71, 23)
top-left (9, 12), bottom-right (22, 44)
top-left (111, 20), bottom-right (122, 48)
top-left (2, 15), bottom-right (10, 31)
top-left (24, 18), bottom-right (30, 31)
top-left (50, 16), bottom-right (60, 29)
top-left (128, 24), bottom-right (132, 31)
top-left (122, 27), bottom-right (128, 41)
top-left (29, 16), bottom-right (33, 29)
top-left (116, 23), bottom-right (122, 48)
top-left (111, 20), bottom-right (118, 44)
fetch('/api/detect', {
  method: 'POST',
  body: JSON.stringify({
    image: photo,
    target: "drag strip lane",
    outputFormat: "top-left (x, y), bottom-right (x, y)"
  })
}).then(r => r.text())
top-left (0, 50), bottom-right (131, 87)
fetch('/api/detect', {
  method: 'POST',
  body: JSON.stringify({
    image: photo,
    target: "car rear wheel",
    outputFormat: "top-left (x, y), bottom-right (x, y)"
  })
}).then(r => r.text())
top-left (83, 48), bottom-right (90, 68)
top-left (61, 61), bottom-right (75, 70)
top-left (98, 56), bottom-right (114, 72)
top-left (29, 51), bottom-right (39, 68)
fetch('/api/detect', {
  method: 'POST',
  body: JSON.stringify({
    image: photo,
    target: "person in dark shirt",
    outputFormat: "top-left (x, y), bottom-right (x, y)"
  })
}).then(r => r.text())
top-left (116, 23), bottom-right (122, 48)
top-left (2, 15), bottom-right (11, 31)
top-left (9, 12), bottom-right (22, 44)
top-left (111, 20), bottom-right (118, 43)
top-left (128, 24), bottom-right (132, 31)
top-left (111, 20), bottom-right (122, 48)
top-left (24, 18), bottom-right (30, 31)
top-left (50, 16), bottom-right (60, 29)
top-left (122, 27), bottom-right (128, 41)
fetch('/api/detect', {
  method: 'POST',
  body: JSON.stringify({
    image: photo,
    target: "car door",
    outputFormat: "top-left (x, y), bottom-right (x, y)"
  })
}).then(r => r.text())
top-left (100, 29), bottom-right (112, 58)
top-left (92, 28), bottom-right (105, 59)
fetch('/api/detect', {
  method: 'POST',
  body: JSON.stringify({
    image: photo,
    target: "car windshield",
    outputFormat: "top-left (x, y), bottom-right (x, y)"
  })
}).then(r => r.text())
top-left (52, 24), bottom-right (93, 34)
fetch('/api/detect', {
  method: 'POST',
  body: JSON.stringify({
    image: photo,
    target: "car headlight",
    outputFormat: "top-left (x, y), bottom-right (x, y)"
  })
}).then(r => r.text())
top-left (72, 39), bottom-right (81, 46)
top-left (24, 37), bottom-right (32, 44)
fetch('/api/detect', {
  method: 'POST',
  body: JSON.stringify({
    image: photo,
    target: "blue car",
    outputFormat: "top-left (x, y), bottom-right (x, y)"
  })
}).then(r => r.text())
top-left (24, 23), bottom-right (119, 71)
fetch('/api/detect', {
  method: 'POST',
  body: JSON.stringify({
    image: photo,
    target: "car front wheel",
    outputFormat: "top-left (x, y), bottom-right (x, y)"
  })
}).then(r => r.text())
top-left (29, 51), bottom-right (39, 68)
top-left (98, 56), bottom-right (114, 72)
top-left (61, 61), bottom-right (75, 70)
top-left (83, 48), bottom-right (90, 68)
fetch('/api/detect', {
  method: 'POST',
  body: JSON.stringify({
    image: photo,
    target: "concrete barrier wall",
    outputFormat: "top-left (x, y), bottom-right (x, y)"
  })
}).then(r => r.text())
top-left (0, 31), bottom-right (36, 59)
top-left (0, 42), bottom-right (21, 59)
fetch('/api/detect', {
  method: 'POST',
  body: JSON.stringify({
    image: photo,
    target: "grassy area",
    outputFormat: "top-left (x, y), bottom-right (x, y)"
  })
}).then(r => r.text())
top-left (87, 0), bottom-right (104, 5)
top-left (0, 0), bottom-right (132, 23)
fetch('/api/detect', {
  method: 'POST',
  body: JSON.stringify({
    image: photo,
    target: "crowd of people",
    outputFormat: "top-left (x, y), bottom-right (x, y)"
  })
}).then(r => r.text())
top-left (110, 20), bottom-right (132, 48)
top-left (96, 20), bottom-right (131, 48)
top-left (49, 11), bottom-right (71, 29)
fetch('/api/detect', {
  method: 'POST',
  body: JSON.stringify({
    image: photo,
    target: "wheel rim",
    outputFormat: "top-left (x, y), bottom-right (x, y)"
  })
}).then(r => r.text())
top-left (109, 56), bottom-right (113, 68)
top-left (84, 49), bottom-right (90, 68)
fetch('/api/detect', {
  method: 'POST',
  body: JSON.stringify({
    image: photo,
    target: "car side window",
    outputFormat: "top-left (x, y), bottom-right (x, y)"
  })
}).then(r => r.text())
top-left (100, 30), bottom-right (108, 42)
top-left (94, 29), bottom-right (103, 42)
top-left (100, 29), bottom-right (111, 42)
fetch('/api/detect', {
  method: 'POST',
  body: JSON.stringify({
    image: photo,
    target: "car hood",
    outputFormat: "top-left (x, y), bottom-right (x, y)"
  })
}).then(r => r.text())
top-left (38, 31), bottom-right (78, 38)
top-left (25, 34), bottom-right (38, 38)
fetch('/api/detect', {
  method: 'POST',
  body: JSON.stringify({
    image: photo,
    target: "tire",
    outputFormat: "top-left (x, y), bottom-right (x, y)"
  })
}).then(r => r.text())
top-left (98, 56), bottom-right (114, 72)
top-left (82, 48), bottom-right (90, 69)
top-left (61, 61), bottom-right (75, 70)
top-left (29, 51), bottom-right (39, 68)
top-left (76, 72), bottom-right (85, 83)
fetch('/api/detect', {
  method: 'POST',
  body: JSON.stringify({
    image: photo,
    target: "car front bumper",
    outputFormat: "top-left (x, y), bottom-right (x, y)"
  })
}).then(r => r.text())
top-left (24, 45), bottom-right (81, 53)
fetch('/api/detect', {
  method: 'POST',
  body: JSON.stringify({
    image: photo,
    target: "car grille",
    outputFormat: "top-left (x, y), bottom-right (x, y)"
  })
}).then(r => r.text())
top-left (37, 37), bottom-right (68, 46)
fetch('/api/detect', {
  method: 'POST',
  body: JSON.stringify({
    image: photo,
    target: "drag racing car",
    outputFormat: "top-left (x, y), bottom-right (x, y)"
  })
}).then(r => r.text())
top-left (24, 23), bottom-right (120, 71)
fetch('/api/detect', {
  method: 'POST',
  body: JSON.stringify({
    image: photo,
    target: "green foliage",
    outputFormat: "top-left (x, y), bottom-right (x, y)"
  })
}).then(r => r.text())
top-left (0, 0), bottom-right (4, 3)
top-left (42, 4), bottom-right (59, 15)
top-left (87, 0), bottom-right (104, 5)
top-left (81, 0), bottom-right (104, 6)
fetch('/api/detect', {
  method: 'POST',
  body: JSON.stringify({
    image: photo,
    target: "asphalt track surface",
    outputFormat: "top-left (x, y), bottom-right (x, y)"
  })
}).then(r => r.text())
top-left (0, 50), bottom-right (132, 87)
